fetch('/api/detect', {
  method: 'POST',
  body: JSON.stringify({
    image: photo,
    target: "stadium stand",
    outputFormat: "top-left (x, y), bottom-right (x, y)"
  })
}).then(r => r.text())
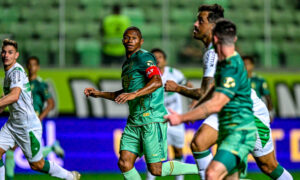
top-left (0, 0), bottom-right (298, 68)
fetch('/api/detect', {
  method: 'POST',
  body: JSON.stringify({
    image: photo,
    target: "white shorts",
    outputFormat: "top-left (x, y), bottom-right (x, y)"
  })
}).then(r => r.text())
top-left (251, 114), bottom-right (274, 157)
top-left (0, 123), bottom-right (43, 162)
top-left (167, 123), bottom-right (185, 148)
top-left (202, 113), bottom-right (274, 157)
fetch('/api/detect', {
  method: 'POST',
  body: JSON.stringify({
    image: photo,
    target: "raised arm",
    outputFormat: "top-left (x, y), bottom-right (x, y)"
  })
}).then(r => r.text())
top-left (115, 75), bottom-right (162, 104)
top-left (165, 92), bottom-right (229, 125)
top-left (84, 88), bottom-right (124, 101)
top-left (0, 87), bottom-right (21, 108)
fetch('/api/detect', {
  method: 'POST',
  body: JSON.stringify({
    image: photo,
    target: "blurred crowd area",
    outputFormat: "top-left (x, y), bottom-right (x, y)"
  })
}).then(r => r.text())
top-left (0, 0), bottom-right (299, 69)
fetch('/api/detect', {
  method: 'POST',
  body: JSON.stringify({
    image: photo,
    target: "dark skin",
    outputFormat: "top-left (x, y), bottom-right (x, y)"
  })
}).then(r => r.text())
top-left (84, 29), bottom-right (164, 175)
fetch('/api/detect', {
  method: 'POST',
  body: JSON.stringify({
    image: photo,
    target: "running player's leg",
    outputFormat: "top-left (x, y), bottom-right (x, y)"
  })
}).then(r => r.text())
top-left (119, 125), bottom-right (142, 180)
top-left (173, 146), bottom-right (184, 180)
top-left (43, 141), bottom-right (64, 159)
top-left (145, 122), bottom-right (198, 177)
top-left (191, 115), bottom-right (218, 179)
top-left (118, 151), bottom-right (140, 180)
top-left (254, 151), bottom-right (293, 180)
top-left (17, 129), bottom-right (79, 179)
top-left (205, 160), bottom-right (228, 180)
top-left (5, 147), bottom-right (17, 180)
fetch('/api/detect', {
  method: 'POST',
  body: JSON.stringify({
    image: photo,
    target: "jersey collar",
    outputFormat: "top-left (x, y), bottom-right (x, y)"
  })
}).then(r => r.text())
top-left (207, 43), bottom-right (214, 50)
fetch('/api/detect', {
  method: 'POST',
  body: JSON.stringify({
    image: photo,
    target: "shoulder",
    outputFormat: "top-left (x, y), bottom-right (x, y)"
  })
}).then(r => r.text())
top-left (137, 50), bottom-right (156, 64)
top-left (8, 63), bottom-right (26, 76)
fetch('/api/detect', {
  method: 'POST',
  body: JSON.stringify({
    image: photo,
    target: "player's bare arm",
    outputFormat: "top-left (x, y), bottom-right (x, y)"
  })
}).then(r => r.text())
top-left (84, 87), bottom-right (124, 101)
top-left (115, 75), bottom-right (162, 104)
top-left (0, 87), bottom-right (21, 109)
top-left (39, 98), bottom-right (55, 121)
top-left (165, 92), bottom-right (229, 126)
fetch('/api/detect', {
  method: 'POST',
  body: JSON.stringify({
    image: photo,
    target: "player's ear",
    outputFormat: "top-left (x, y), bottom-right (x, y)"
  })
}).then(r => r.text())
top-left (234, 36), bottom-right (237, 43)
top-left (213, 35), bottom-right (218, 44)
top-left (15, 51), bottom-right (19, 60)
top-left (140, 38), bottom-right (144, 45)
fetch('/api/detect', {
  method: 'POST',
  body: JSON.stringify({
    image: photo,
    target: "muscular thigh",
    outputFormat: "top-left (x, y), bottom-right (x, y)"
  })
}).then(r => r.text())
top-left (192, 124), bottom-right (218, 150)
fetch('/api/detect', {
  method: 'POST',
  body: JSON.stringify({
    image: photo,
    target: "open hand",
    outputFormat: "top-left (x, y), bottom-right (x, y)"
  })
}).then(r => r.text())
top-left (164, 108), bottom-right (183, 126)
top-left (165, 80), bottom-right (179, 92)
top-left (115, 92), bottom-right (137, 104)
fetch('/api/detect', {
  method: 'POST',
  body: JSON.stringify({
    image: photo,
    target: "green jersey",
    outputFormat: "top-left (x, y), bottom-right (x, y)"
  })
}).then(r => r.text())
top-left (250, 73), bottom-right (270, 98)
top-left (215, 52), bottom-right (255, 132)
top-left (30, 77), bottom-right (52, 115)
top-left (121, 49), bottom-right (167, 126)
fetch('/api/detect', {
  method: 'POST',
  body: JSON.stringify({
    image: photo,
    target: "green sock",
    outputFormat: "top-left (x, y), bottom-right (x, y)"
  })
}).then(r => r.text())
top-left (5, 150), bottom-right (15, 179)
top-left (270, 164), bottom-right (284, 179)
top-left (161, 161), bottom-right (198, 176)
top-left (41, 160), bottom-right (50, 174)
top-left (43, 146), bottom-right (54, 157)
top-left (122, 167), bottom-right (141, 180)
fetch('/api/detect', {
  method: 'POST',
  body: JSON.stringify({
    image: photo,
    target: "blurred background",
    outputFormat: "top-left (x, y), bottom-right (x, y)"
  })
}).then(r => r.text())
top-left (0, 0), bottom-right (300, 179)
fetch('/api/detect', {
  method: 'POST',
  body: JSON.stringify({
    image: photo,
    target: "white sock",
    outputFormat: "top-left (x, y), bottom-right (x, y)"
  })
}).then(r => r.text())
top-left (48, 161), bottom-right (73, 180)
top-left (0, 164), bottom-right (4, 180)
top-left (277, 169), bottom-right (293, 180)
top-left (146, 170), bottom-right (156, 180)
top-left (193, 150), bottom-right (213, 180)
top-left (175, 157), bottom-right (184, 180)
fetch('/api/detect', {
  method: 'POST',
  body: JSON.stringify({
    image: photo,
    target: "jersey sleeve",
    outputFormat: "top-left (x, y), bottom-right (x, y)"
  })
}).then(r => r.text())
top-left (203, 50), bottom-right (218, 77)
top-left (8, 69), bottom-right (25, 89)
top-left (215, 66), bottom-right (239, 99)
top-left (260, 78), bottom-right (270, 96)
top-left (41, 82), bottom-right (52, 100)
top-left (139, 53), bottom-right (161, 79)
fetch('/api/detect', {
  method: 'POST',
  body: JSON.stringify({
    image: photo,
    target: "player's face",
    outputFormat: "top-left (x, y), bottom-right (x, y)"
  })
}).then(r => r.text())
top-left (123, 30), bottom-right (144, 53)
top-left (27, 59), bottom-right (40, 75)
top-left (153, 52), bottom-right (166, 69)
top-left (243, 59), bottom-right (254, 72)
top-left (193, 11), bottom-right (214, 40)
top-left (1, 45), bottom-right (18, 68)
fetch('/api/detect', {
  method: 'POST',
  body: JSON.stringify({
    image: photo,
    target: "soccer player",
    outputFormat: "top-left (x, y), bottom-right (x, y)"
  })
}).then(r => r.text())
top-left (243, 55), bottom-right (274, 121)
top-left (84, 27), bottom-right (198, 180)
top-left (4, 56), bottom-right (65, 180)
top-left (166, 19), bottom-right (256, 179)
top-left (165, 8), bottom-right (293, 179)
top-left (0, 39), bottom-right (80, 180)
top-left (146, 48), bottom-right (192, 180)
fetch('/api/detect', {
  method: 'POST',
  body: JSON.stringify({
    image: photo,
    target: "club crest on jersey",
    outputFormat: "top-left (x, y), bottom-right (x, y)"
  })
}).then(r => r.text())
top-left (223, 77), bottom-right (235, 88)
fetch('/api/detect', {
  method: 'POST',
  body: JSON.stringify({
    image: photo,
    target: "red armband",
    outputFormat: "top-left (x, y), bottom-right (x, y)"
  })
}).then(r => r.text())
top-left (146, 66), bottom-right (161, 78)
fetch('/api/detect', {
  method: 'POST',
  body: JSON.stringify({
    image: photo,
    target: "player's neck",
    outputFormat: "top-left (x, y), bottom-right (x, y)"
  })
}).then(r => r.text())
top-left (203, 35), bottom-right (212, 48)
top-left (218, 45), bottom-right (235, 61)
top-left (4, 61), bottom-right (16, 71)
top-left (29, 74), bottom-right (37, 81)
top-left (248, 71), bottom-right (253, 78)
top-left (126, 48), bottom-right (140, 59)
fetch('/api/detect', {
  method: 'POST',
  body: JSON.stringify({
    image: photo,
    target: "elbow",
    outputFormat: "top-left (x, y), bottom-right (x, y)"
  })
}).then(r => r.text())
top-left (12, 96), bottom-right (19, 103)
top-left (212, 105), bottom-right (222, 113)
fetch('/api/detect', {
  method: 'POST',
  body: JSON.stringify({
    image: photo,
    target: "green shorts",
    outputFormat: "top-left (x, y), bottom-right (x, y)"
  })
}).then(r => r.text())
top-left (214, 128), bottom-right (256, 175)
top-left (120, 122), bottom-right (168, 163)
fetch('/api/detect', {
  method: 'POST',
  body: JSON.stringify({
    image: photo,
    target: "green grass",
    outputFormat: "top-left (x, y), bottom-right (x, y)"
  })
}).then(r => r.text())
top-left (13, 172), bottom-right (300, 180)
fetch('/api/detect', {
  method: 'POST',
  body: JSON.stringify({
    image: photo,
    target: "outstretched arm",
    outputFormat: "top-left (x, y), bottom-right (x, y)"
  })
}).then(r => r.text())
top-left (165, 92), bottom-right (229, 125)
top-left (115, 75), bottom-right (162, 104)
top-left (84, 88), bottom-right (124, 101)
top-left (0, 87), bottom-right (21, 109)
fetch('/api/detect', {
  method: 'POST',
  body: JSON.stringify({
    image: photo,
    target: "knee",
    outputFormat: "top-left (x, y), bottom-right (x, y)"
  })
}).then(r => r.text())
top-left (118, 158), bottom-right (133, 172)
top-left (148, 166), bottom-right (162, 176)
top-left (30, 161), bottom-right (44, 171)
top-left (205, 168), bottom-right (217, 180)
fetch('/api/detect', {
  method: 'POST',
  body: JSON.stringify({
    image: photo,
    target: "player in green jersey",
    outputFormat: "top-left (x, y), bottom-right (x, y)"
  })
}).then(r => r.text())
top-left (5, 56), bottom-right (64, 180)
top-left (166, 19), bottom-right (256, 179)
top-left (84, 26), bottom-right (198, 180)
top-left (243, 55), bottom-right (274, 121)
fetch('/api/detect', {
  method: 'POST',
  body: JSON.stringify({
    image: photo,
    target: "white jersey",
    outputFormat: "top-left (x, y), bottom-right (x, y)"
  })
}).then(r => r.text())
top-left (203, 43), bottom-right (218, 78)
top-left (3, 63), bottom-right (40, 130)
top-left (162, 66), bottom-right (185, 133)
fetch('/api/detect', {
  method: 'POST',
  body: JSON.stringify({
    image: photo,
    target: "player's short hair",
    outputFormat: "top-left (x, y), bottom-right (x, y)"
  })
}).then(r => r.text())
top-left (2, 39), bottom-right (18, 51)
top-left (151, 48), bottom-right (167, 60)
top-left (213, 19), bottom-right (236, 45)
top-left (27, 56), bottom-right (40, 65)
top-left (198, 4), bottom-right (224, 23)
top-left (242, 55), bottom-right (255, 64)
top-left (123, 26), bottom-right (143, 39)
top-left (112, 4), bottom-right (121, 14)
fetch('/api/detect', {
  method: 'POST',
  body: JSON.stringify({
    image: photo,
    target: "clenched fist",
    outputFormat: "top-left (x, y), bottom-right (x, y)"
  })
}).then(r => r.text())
top-left (165, 80), bottom-right (179, 92)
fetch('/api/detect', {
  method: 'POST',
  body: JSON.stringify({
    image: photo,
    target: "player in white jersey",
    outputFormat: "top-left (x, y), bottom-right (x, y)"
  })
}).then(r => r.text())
top-left (0, 39), bottom-right (80, 180)
top-left (146, 48), bottom-right (192, 180)
top-left (165, 4), bottom-right (292, 180)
